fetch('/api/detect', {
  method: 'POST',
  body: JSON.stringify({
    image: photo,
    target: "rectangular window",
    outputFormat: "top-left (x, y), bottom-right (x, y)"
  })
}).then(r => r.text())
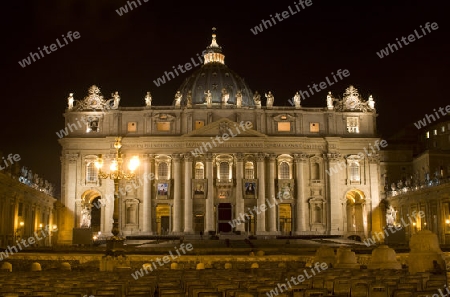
top-left (277, 122), bottom-right (291, 132)
top-left (434, 129), bottom-right (438, 135)
top-left (157, 122), bottom-right (171, 131)
top-left (346, 117), bottom-right (359, 133)
top-left (442, 126), bottom-right (445, 133)
top-left (195, 121), bottom-right (204, 130)
top-left (310, 123), bottom-right (319, 133)
top-left (127, 122), bottom-right (137, 132)
top-left (426, 131), bottom-right (430, 139)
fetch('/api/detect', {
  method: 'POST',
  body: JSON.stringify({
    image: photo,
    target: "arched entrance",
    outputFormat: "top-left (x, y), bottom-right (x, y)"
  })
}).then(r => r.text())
top-left (345, 189), bottom-right (367, 239)
top-left (80, 190), bottom-right (102, 231)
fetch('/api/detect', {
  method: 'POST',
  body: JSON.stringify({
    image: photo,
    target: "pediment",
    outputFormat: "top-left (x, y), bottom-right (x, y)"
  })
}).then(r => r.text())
top-left (183, 118), bottom-right (266, 137)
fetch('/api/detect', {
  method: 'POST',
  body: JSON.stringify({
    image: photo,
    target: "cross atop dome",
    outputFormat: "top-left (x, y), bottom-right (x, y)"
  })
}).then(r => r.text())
top-left (204, 27), bottom-right (225, 65)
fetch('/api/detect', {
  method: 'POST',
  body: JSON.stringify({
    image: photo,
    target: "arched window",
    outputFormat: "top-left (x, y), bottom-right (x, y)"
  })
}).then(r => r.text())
top-left (86, 162), bottom-right (98, 183)
top-left (158, 162), bottom-right (169, 179)
top-left (245, 162), bottom-right (254, 179)
top-left (279, 162), bottom-right (290, 179)
top-left (195, 162), bottom-right (204, 179)
top-left (219, 162), bottom-right (229, 180)
top-left (349, 162), bottom-right (360, 182)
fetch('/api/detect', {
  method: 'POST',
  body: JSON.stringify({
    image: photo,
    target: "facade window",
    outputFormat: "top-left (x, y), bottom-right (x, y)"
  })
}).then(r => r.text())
top-left (245, 162), bottom-right (254, 179)
top-left (346, 117), bottom-right (359, 133)
top-left (195, 121), bottom-right (204, 130)
top-left (426, 131), bottom-right (430, 139)
top-left (158, 162), bottom-right (169, 179)
top-left (311, 162), bottom-right (320, 180)
top-left (279, 162), bottom-right (290, 179)
top-left (127, 122), bottom-right (137, 132)
top-left (86, 162), bottom-right (98, 183)
top-left (195, 162), bottom-right (204, 179)
top-left (349, 162), bottom-right (360, 182)
top-left (219, 162), bottom-right (229, 180)
top-left (157, 122), bottom-right (171, 131)
top-left (434, 129), bottom-right (438, 136)
top-left (87, 118), bottom-right (100, 133)
top-left (442, 126), bottom-right (445, 133)
top-left (277, 122), bottom-right (291, 132)
top-left (310, 123), bottom-right (319, 133)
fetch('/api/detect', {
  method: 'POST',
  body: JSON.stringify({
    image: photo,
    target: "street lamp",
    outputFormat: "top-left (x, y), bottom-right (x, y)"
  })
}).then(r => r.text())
top-left (94, 137), bottom-right (139, 254)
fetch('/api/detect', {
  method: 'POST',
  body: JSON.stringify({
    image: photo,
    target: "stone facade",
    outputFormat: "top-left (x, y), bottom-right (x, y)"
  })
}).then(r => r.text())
top-left (0, 170), bottom-right (57, 248)
top-left (57, 32), bottom-right (383, 244)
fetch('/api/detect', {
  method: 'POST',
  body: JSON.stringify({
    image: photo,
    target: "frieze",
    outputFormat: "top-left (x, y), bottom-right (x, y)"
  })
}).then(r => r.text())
top-left (266, 143), bottom-right (325, 149)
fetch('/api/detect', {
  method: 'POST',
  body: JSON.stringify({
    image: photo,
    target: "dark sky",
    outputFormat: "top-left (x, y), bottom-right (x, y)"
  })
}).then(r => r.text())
top-left (0, 0), bottom-right (448, 197)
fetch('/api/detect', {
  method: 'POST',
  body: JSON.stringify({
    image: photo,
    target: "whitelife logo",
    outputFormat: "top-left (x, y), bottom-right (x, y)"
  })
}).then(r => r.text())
top-left (18, 31), bottom-right (81, 68)
top-left (376, 22), bottom-right (438, 59)
top-left (250, 0), bottom-right (313, 35)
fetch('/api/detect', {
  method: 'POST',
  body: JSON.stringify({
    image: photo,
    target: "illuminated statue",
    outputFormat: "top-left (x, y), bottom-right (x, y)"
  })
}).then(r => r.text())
top-left (327, 91), bottom-right (334, 110)
top-left (265, 91), bottom-right (274, 108)
top-left (174, 91), bottom-right (182, 108)
top-left (236, 90), bottom-right (242, 108)
top-left (81, 207), bottom-right (91, 228)
top-left (368, 95), bottom-right (375, 110)
top-left (293, 91), bottom-right (301, 108)
top-left (204, 90), bottom-right (212, 107)
top-left (112, 91), bottom-right (120, 109)
top-left (67, 93), bottom-right (74, 110)
top-left (221, 88), bottom-right (230, 105)
top-left (145, 91), bottom-right (152, 107)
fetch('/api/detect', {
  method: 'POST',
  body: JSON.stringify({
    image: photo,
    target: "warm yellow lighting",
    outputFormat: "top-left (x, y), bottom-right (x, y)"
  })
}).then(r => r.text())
top-left (19, 221), bottom-right (24, 227)
top-left (446, 220), bottom-right (450, 224)
top-left (128, 156), bottom-right (140, 172)
top-left (52, 225), bottom-right (57, 230)
top-left (39, 223), bottom-right (43, 228)
top-left (95, 156), bottom-right (104, 169)
top-left (413, 222), bottom-right (416, 226)
top-left (110, 159), bottom-right (118, 172)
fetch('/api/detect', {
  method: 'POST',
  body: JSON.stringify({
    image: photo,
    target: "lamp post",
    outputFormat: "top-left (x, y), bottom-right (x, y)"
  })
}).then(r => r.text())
top-left (95, 137), bottom-right (139, 255)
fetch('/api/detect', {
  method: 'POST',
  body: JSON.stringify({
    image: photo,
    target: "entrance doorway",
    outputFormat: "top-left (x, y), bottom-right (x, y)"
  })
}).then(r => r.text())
top-left (346, 189), bottom-right (366, 238)
top-left (218, 203), bottom-right (232, 233)
top-left (279, 204), bottom-right (292, 235)
top-left (194, 214), bottom-right (204, 234)
top-left (156, 204), bottom-right (170, 235)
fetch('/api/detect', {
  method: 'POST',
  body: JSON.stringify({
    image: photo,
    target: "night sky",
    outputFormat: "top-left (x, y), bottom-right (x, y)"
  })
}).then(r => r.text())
top-left (1, 1), bottom-right (448, 197)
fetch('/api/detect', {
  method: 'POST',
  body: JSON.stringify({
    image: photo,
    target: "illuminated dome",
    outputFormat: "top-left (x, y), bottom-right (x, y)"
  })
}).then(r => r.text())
top-left (176, 28), bottom-right (255, 107)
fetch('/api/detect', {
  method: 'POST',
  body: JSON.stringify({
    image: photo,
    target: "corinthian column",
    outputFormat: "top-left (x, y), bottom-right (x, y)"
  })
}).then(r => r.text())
top-left (268, 154), bottom-right (277, 233)
top-left (172, 154), bottom-right (182, 234)
top-left (184, 154), bottom-right (194, 233)
top-left (256, 153), bottom-right (266, 234)
top-left (235, 153), bottom-right (245, 232)
top-left (205, 153), bottom-right (215, 233)
top-left (326, 153), bottom-right (344, 235)
top-left (142, 154), bottom-right (153, 234)
top-left (294, 154), bottom-right (307, 234)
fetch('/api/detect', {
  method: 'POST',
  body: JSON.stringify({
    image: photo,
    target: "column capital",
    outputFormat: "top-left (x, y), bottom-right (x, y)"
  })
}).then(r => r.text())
top-left (268, 153), bottom-right (277, 162)
top-left (235, 153), bottom-right (245, 162)
top-left (66, 153), bottom-right (79, 163)
top-left (367, 153), bottom-right (380, 164)
top-left (205, 153), bottom-right (214, 162)
top-left (172, 154), bottom-right (182, 162)
top-left (324, 152), bottom-right (343, 162)
top-left (183, 154), bottom-right (194, 162)
top-left (256, 152), bottom-right (266, 162)
top-left (293, 153), bottom-right (308, 163)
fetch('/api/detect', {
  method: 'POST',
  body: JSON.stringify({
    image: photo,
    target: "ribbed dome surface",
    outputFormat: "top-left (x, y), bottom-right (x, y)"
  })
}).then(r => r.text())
top-left (178, 63), bottom-right (254, 107)
top-left (175, 28), bottom-right (255, 108)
